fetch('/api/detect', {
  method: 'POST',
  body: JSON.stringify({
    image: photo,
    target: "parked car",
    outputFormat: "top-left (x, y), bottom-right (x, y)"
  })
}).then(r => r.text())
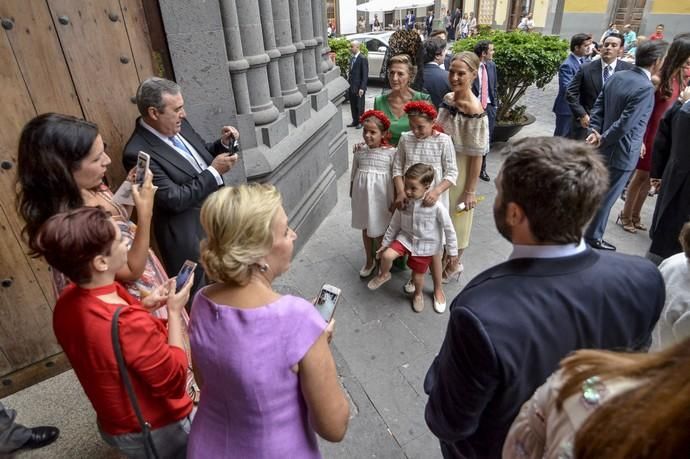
top-left (345, 31), bottom-right (393, 80)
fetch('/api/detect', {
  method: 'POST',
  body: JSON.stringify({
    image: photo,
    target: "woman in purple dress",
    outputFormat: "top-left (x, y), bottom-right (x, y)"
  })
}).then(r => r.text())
top-left (188, 184), bottom-right (349, 458)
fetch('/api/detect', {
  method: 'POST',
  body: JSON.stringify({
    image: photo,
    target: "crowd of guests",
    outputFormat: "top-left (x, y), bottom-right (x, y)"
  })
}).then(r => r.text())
top-left (4, 16), bottom-right (690, 459)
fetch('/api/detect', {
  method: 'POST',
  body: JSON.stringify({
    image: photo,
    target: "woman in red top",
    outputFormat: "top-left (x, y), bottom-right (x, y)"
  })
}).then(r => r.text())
top-left (619, 34), bottom-right (690, 232)
top-left (34, 207), bottom-right (194, 458)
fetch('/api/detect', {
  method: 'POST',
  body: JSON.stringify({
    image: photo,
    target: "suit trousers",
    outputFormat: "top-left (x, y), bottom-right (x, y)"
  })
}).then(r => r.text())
top-left (0, 403), bottom-right (31, 454)
top-left (349, 89), bottom-right (365, 125)
top-left (486, 104), bottom-right (497, 145)
top-left (554, 114), bottom-right (572, 137)
top-left (585, 166), bottom-right (634, 241)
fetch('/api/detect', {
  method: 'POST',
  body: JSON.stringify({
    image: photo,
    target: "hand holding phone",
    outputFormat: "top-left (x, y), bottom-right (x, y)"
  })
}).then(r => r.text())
top-left (175, 260), bottom-right (198, 293)
top-left (314, 284), bottom-right (341, 322)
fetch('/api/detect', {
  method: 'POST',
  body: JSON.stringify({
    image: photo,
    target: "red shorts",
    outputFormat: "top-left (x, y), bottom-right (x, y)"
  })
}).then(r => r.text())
top-left (389, 240), bottom-right (432, 274)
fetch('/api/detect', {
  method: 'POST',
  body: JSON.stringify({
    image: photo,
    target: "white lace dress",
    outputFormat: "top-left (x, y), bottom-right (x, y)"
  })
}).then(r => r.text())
top-left (351, 143), bottom-right (396, 237)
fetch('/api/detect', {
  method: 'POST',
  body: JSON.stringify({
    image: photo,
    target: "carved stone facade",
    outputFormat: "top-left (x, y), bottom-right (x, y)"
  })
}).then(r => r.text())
top-left (158, 0), bottom-right (349, 251)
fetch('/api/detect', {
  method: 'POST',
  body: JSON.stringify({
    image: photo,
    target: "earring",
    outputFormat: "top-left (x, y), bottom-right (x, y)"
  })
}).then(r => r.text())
top-left (259, 263), bottom-right (269, 273)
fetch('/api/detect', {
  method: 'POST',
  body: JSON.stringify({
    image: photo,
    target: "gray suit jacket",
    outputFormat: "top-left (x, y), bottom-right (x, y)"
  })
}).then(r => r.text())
top-left (589, 67), bottom-right (655, 171)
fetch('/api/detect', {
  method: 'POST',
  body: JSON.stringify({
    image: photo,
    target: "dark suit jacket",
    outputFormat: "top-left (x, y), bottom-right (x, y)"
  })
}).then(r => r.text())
top-left (122, 118), bottom-right (228, 278)
top-left (424, 248), bottom-right (664, 459)
top-left (650, 100), bottom-right (690, 258)
top-left (552, 53), bottom-right (584, 115)
top-left (566, 58), bottom-right (634, 120)
top-left (589, 67), bottom-right (655, 171)
top-left (471, 60), bottom-right (497, 108)
top-left (348, 54), bottom-right (368, 94)
top-left (423, 63), bottom-right (451, 109)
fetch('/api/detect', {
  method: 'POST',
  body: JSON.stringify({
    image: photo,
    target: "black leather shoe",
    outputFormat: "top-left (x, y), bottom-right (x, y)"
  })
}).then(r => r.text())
top-left (355, 124), bottom-right (362, 129)
top-left (347, 123), bottom-right (358, 128)
top-left (479, 169), bottom-right (490, 182)
top-left (587, 239), bottom-right (616, 251)
top-left (20, 426), bottom-right (59, 450)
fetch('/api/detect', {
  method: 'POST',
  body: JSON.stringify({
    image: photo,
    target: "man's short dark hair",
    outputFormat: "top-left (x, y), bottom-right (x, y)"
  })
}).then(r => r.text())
top-left (604, 32), bottom-right (625, 46)
top-left (474, 40), bottom-right (492, 58)
top-left (424, 37), bottom-right (447, 64)
top-left (570, 33), bottom-right (592, 51)
top-left (635, 39), bottom-right (669, 68)
top-left (430, 29), bottom-right (447, 38)
top-left (498, 137), bottom-right (609, 244)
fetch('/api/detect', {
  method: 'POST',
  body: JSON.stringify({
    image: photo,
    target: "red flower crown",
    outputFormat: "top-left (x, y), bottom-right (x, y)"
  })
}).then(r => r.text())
top-left (403, 101), bottom-right (437, 120)
top-left (359, 110), bottom-right (391, 130)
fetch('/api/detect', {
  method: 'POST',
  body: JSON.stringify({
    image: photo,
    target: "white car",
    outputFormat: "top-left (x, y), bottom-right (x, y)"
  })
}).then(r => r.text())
top-left (345, 31), bottom-right (394, 80)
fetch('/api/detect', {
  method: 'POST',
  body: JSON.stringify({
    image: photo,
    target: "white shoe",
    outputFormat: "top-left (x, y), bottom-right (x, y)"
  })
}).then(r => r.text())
top-left (403, 279), bottom-right (415, 294)
top-left (433, 293), bottom-right (447, 313)
top-left (359, 263), bottom-right (376, 278)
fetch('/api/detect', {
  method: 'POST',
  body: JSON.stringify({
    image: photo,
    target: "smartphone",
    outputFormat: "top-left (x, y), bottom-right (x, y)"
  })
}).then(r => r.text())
top-left (175, 260), bottom-right (197, 293)
top-left (229, 134), bottom-right (240, 154)
top-left (134, 151), bottom-right (150, 186)
top-left (314, 284), bottom-right (341, 322)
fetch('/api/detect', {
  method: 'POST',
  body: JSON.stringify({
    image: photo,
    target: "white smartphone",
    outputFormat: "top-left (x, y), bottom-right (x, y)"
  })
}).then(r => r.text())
top-left (314, 284), bottom-right (341, 322)
top-left (134, 151), bottom-right (150, 186)
top-left (175, 260), bottom-right (197, 292)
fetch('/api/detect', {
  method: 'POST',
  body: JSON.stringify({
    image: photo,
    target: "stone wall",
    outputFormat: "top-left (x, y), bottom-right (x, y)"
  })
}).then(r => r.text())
top-left (158, 0), bottom-right (349, 252)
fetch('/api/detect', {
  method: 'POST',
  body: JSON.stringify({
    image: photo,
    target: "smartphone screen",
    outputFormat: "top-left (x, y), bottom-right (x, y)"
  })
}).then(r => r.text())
top-left (315, 285), bottom-right (340, 322)
top-left (175, 261), bottom-right (197, 292)
top-left (135, 152), bottom-right (150, 186)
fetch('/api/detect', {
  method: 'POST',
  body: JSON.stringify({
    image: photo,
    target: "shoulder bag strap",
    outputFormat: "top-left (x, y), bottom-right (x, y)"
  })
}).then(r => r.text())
top-left (111, 306), bottom-right (160, 459)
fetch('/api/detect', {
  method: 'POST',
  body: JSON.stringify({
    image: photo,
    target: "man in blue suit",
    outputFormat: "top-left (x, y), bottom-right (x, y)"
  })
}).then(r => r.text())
top-left (424, 136), bottom-right (665, 459)
top-left (472, 40), bottom-right (498, 181)
top-left (347, 41), bottom-right (368, 129)
top-left (405, 10), bottom-right (416, 30)
top-left (423, 37), bottom-right (451, 109)
top-left (584, 40), bottom-right (668, 251)
top-left (552, 33), bottom-right (592, 137)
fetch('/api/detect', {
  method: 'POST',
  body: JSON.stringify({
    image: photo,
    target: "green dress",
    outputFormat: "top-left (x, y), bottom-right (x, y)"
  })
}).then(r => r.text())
top-left (374, 90), bottom-right (432, 146)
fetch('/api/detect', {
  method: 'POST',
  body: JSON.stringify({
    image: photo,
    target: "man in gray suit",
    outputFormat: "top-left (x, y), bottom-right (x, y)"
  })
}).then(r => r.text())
top-left (584, 40), bottom-right (668, 251)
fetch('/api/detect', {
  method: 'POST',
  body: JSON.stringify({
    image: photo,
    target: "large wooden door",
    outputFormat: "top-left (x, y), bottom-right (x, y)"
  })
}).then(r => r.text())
top-left (0, 0), bottom-right (160, 397)
top-left (613, 0), bottom-right (646, 31)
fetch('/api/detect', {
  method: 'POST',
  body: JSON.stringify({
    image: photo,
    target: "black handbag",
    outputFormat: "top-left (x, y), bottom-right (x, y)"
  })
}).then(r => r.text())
top-left (111, 306), bottom-right (160, 459)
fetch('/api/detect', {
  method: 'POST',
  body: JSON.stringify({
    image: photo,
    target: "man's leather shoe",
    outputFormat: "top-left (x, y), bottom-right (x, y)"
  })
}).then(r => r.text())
top-left (355, 124), bottom-right (362, 129)
top-left (20, 426), bottom-right (60, 450)
top-left (347, 122), bottom-right (358, 127)
top-left (587, 239), bottom-right (616, 251)
top-left (479, 169), bottom-right (490, 182)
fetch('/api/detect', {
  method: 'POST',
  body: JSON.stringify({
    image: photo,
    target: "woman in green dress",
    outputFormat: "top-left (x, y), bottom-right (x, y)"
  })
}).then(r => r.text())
top-left (374, 54), bottom-right (431, 146)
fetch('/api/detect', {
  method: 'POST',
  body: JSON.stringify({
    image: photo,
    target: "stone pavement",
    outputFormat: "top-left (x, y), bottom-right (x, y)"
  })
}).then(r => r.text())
top-left (3, 79), bottom-right (656, 458)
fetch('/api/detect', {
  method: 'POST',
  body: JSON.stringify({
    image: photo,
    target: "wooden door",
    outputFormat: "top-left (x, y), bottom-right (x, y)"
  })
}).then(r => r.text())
top-left (613, 0), bottom-right (646, 31)
top-left (0, 0), bottom-right (159, 397)
top-left (508, 0), bottom-right (528, 30)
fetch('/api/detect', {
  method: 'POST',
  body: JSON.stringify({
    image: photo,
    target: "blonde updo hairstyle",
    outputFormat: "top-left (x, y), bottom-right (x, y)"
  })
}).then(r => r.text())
top-left (450, 51), bottom-right (480, 74)
top-left (200, 184), bottom-right (282, 285)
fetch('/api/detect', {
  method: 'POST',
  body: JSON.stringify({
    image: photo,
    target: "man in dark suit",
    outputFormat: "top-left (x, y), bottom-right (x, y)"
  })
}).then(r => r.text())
top-left (422, 37), bottom-right (451, 109)
top-left (405, 11), bottom-right (416, 30)
top-left (424, 137), bottom-right (665, 459)
top-left (472, 40), bottom-right (497, 181)
top-left (552, 33), bottom-right (592, 137)
top-left (584, 40), bottom-right (667, 251)
top-left (123, 77), bottom-right (240, 296)
top-left (566, 33), bottom-right (633, 140)
top-left (425, 11), bottom-right (434, 37)
top-left (347, 41), bottom-right (368, 129)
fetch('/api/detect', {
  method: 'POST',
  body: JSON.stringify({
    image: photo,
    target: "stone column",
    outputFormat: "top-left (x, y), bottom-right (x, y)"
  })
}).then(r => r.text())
top-left (288, 0), bottom-right (307, 95)
top-left (218, 1), bottom-right (251, 116)
top-left (271, 0), bottom-right (303, 107)
top-left (220, 0), bottom-right (279, 125)
top-left (311, 0), bottom-right (333, 74)
top-left (298, 0), bottom-right (323, 93)
top-left (258, 0), bottom-right (284, 112)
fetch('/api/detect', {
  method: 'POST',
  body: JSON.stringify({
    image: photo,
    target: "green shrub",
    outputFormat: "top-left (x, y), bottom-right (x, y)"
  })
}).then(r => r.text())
top-left (452, 31), bottom-right (568, 123)
top-left (328, 37), bottom-right (368, 78)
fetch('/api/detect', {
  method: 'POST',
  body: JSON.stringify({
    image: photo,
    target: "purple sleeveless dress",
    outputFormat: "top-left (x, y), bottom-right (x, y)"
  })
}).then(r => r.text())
top-left (188, 292), bottom-right (327, 458)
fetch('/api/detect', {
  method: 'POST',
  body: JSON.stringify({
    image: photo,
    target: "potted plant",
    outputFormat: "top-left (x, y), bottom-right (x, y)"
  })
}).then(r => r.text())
top-left (327, 36), bottom-right (368, 79)
top-left (453, 30), bottom-right (568, 141)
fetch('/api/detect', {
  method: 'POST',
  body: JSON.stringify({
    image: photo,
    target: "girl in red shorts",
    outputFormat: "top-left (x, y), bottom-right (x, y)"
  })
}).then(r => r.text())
top-left (367, 163), bottom-right (458, 313)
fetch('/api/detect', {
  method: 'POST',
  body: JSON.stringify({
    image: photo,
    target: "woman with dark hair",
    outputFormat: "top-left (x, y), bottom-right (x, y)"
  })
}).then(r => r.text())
top-left (16, 113), bottom-right (199, 400)
top-left (619, 34), bottom-right (690, 233)
top-left (503, 335), bottom-right (690, 458)
top-left (35, 206), bottom-right (194, 458)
